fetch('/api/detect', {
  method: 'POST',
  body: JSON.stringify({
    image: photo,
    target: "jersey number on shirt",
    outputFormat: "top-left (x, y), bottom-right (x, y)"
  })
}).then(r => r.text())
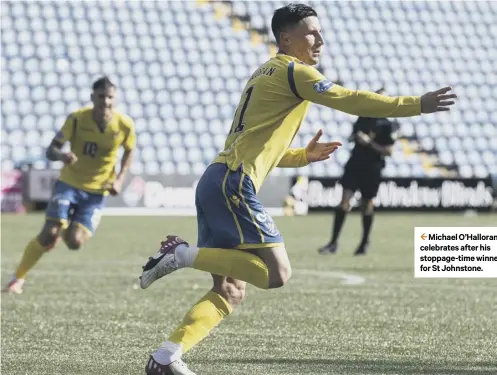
top-left (83, 142), bottom-right (98, 158)
top-left (229, 86), bottom-right (254, 135)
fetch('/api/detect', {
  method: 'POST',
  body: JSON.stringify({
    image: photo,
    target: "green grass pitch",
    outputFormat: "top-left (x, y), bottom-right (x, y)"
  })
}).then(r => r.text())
top-left (1, 213), bottom-right (496, 375)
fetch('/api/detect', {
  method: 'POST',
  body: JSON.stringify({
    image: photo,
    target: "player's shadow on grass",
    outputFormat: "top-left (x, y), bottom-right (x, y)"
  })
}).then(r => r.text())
top-left (197, 358), bottom-right (496, 374)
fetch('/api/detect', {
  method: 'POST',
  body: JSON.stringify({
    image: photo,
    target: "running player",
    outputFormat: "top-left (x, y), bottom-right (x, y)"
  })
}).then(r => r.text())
top-left (139, 4), bottom-right (457, 374)
top-left (318, 88), bottom-right (401, 255)
top-left (5, 77), bottom-right (136, 294)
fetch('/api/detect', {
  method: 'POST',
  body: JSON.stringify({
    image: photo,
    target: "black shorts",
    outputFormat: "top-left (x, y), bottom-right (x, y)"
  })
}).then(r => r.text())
top-left (341, 160), bottom-right (382, 200)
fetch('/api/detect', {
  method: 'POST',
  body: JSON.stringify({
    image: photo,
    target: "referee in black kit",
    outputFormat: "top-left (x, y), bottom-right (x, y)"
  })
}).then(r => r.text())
top-left (318, 88), bottom-right (400, 256)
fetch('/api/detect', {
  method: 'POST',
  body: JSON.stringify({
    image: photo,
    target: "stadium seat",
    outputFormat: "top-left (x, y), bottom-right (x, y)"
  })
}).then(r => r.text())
top-left (1, 0), bottom-right (494, 179)
top-left (145, 161), bottom-right (160, 175)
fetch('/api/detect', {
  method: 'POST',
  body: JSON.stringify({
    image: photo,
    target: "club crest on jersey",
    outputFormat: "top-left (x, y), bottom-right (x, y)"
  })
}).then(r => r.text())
top-left (313, 80), bottom-right (333, 94)
top-left (256, 211), bottom-right (280, 236)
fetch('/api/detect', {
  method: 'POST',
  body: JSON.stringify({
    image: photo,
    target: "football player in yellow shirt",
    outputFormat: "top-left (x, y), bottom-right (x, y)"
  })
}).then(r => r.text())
top-left (139, 4), bottom-right (457, 374)
top-left (5, 77), bottom-right (136, 294)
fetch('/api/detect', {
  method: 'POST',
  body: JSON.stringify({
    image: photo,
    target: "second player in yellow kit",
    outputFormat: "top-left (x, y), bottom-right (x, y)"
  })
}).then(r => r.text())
top-left (55, 105), bottom-right (135, 195)
top-left (5, 77), bottom-right (136, 294)
top-left (139, 4), bottom-right (457, 374)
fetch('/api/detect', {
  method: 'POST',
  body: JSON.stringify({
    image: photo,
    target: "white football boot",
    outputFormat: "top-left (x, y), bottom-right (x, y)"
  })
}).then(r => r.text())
top-left (139, 235), bottom-right (189, 289)
top-left (3, 277), bottom-right (25, 294)
top-left (144, 356), bottom-right (197, 375)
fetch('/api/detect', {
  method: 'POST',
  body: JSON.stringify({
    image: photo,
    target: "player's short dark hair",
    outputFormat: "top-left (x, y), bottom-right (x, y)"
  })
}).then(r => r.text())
top-left (92, 76), bottom-right (115, 91)
top-left (271, 3), bottom-right (318, 44)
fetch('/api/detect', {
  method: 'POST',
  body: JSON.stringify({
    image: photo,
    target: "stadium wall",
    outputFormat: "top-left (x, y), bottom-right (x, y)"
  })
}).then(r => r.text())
top-left (2, 169), bottom-right (496, 215)
top-left (288, 176), bottom-right (496, 214)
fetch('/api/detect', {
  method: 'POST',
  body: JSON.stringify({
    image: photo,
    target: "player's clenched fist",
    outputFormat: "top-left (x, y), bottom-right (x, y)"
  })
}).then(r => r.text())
top-left (104, 178), bottom-right (124, 196)
top-left (62, 152), bottom-right (78, 165)
top-left (109, 179), bottom-right (123, 196)
top-left (420, 86), bottom-right (457, 113)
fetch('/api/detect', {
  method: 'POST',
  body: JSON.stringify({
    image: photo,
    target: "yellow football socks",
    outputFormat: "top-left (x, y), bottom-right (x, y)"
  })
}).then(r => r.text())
top-left (14, 237), bottom-right (47, 279)
top-left (192, 247), bottom-right (269, 289)
top-left (168, 291), bottom-right (232, 353)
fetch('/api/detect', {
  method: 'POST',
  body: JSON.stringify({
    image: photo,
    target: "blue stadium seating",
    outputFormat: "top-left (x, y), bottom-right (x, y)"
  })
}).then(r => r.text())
top-left (1, 0), bottom-right (495, 178)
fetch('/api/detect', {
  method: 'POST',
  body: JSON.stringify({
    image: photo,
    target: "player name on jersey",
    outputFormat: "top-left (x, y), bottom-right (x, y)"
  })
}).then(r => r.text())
top-left (249, 66), bottom-right (277, 81)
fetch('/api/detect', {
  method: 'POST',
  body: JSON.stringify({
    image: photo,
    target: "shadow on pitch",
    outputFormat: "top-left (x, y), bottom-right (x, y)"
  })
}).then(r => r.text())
top-left (196, 358), bottom-right (497, 374)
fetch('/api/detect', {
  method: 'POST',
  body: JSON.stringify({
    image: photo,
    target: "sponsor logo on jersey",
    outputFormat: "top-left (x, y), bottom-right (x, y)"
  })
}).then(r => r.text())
top-left (313, 80), bottom-right (333, 94)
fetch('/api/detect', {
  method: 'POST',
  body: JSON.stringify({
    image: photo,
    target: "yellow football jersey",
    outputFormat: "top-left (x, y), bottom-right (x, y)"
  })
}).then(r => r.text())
top-left (214, 54), bottom-right (421, 192)
top-left (54, 106), bottom-right (136, 194)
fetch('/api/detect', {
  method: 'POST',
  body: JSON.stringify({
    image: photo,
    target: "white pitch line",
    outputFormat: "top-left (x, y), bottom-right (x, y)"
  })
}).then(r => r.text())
top-left (0, 268), bottom-right (201, 279)
top-left (0, 267), bottom-right (365, 285)
top-left (3, 267), bottom-right (495, 291)
top-left (294, 269), bottom-right (366, 285)
top-left (3, 257), bottom-right (495, 290)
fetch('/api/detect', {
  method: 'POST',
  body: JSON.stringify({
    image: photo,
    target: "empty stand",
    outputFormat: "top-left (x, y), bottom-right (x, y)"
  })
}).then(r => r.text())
top-left (1, 0), bottom-right (495, 178)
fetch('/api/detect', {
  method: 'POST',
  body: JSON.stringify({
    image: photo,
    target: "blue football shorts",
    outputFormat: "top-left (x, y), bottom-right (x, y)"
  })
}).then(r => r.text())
top-left (45, 180), bottom-right (105, 235)
top-left (195, 163), bottom-right (283, 249)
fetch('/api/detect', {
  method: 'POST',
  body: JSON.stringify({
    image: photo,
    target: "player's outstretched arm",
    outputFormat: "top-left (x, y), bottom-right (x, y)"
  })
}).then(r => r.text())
top-left (277, 129), bottom-right (342, 168)
top-left (292, 64), bottom-right (457, 118)
top-left (277, 147), bottom-right (309, 168)
top-left (305, 129), bottom-right (342, 163)
top-left (419, 87), bottom-right (457, 113)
